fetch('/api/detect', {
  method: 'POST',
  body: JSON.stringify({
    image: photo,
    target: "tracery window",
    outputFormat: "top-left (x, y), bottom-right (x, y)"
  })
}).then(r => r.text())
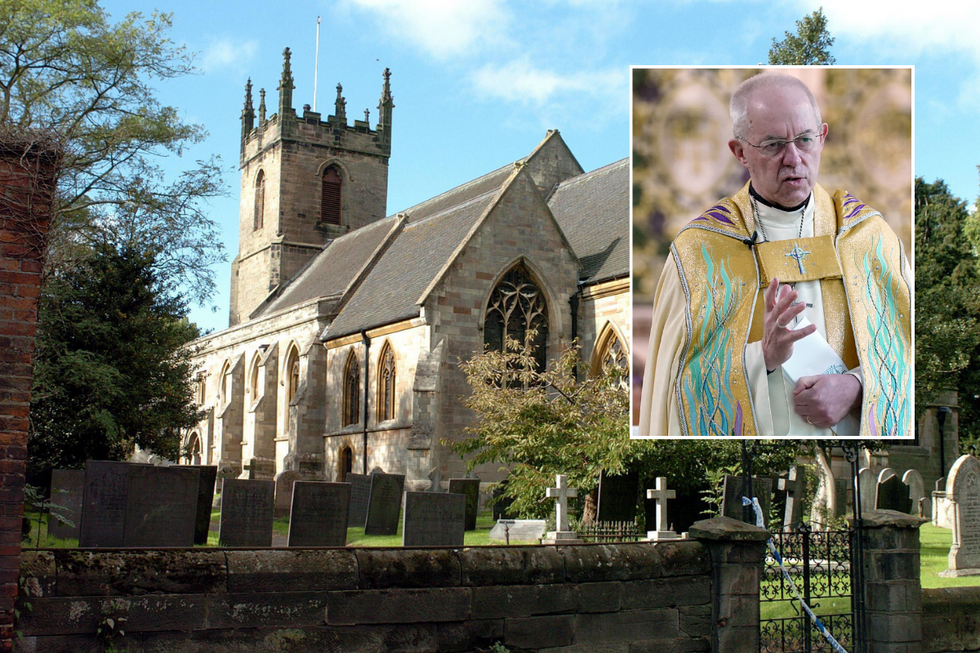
top-left (321, 166), bottom-right (342, 225)
top-left (484, 263), bottom-right (549, 372)
top-left (285, 346), bottom-right (300, 404)
top-left (254, 170), bottom-right (265, 230)
top-left (591, 323), bottom-right (629, 380)
top-left (342, 349), bottom-right (360, 426)
top-left (186, 433), bottom-right (202, 465)
top-left (377, 342), bottom-right (396, 422)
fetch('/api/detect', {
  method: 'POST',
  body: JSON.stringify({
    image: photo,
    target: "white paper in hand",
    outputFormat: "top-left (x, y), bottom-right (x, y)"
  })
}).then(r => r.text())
top-left (781, 317), bottom-right (847, 383)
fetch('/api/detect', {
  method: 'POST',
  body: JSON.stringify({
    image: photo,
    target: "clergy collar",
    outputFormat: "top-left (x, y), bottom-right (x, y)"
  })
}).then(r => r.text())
top-left (749, 183), bottom-right (811, 213)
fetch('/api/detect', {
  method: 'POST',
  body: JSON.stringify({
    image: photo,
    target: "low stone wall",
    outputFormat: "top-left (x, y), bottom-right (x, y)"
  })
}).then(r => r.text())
top-left (16, 540), bottom-right (723, 653)
top-left (923, 586), bottom-right (980, 653)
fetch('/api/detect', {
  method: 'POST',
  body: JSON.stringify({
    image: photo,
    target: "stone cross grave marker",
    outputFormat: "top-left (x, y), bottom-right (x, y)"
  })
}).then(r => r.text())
top-left (722, 475), bottom-right (773, 525)
top-left (402, 491), bottom-right (465, 546)
top-left (78, 460), bottom-right (136, 547)
top-left (218, 479), bottom-right (275, 547)
top-left (364, 472), bottom-right (405, 536)
top-left (876, 468), bottom-right (912, 513)
top-left (596, 470), bottom-right (639, 523)
top-left (287, 481), bottom-right (351, 547)
top-left (448, 477), bottom-right (480, 530)
top-left (903, 469), bottom-right (926, 518)
top-left (542, 474), bottom-right (580, 544)
top-left (187, 465), bottom-right (217, 544)
top-left (123, 465), bottom-right (201, 547)
top-left (646, 477), bottom-right (678, 540)
top-left (426, 467), bottom-right (445, 492)
top-left (274, 470), bottom-right (301, 518)
top-left (346, 473), bottom-right (372, 527)
top-left (777, 466), bottom-right (805, 530)
top-left (48, 469), bottom-right (84, 541)
top-left (942, 454), bottom-right (980, 576)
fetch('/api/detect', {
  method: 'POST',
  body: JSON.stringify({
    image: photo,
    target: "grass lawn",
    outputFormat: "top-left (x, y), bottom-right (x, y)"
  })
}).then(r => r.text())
top-left (919, 524), bottom-right (980, 588)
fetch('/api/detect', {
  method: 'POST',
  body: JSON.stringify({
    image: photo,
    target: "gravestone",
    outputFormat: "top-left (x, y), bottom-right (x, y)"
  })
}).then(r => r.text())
top-left (834, 477), bottom-right (849, 518)
top-left (488, 519), bottom-right (547, 542)
top-left (596, 470), bottom-right (639, 523)
top-left (645, 477), bottom-right (678, 541)
top-left (347, 473), bottom-right (372, 527)
top-left (491, 480), bottom-right (513, 520)
top-left (218, 479), bottom-right (275, 547)
top-left (448, 477), bottom-right (480, 531)
top-left (48, 469), bottom-right (84, 540)
top-left (858, 467), bottom-right (876, 515)
top-left (287, 481), bottom-right (351, 547)
top-left (876, 468), bottom-right (912, 513)
top-left (364, 472), bottom-right (405, 536)
top-left (722, 475), bottom-right (773, 525)
top-left (274, 470), bottom-right (301, 518)
top-left (426, 468), bottom-right (445, 492)
top-left (187, 465), bottom-right (217, 544)
top-left (542, 474), bottom-right (580, 544)
top-left (402, 491), bottom-right (465, 546)
top-left (78, 461), bottom-right (135, 547)
top-left (777, 466), bottom-right (806, 530)
top-left (942, 455), bottom-right (980, 576)
top-left (903, 469), bottom-right (926, 517)
top-left (123, 465), bottom-right (200, 547)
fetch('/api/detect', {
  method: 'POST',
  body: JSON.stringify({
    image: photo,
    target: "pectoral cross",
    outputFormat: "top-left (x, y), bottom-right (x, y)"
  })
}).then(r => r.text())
top-left (785, 244), bottom-right (811, 274)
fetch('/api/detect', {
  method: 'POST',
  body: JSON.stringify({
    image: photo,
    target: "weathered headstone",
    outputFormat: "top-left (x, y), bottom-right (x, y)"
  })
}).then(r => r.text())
top-left (123, 465), bottom-right (200, 547)
top-left (596, 470), bottom-right (639, 523)
top-left (402, 491), bottom-right (465, 546)
top-left (645, 477), bottom-right (678, 540)
top-left (876, 468), bottom-right (912, 513)
top-left (834, 477), bottom-right (849, 518)
top-left (777, 466), bottom-right (806, 530)
top-left (364, 472), bottom-right (405, 536)
top-left (488, 519), bottom-right (547, 543)
top-left (79, 461), bottom-right (135, 547)
top-left (942, 455), bottom-right (980, 576)
top-left (218, 479), bottom-right (275, 547)
top-left (448, 477), bottom-right (480, 531)
top-left (903, 469), bottom-right (926, 517)
top-left (346, 473), bottom-right (372, 527)
top-left (542, 474), bottom-right (580, 544)
top-left (187, 465), bottom-right (217, 544)
top-left (48, 469), bottom-right (84, 541)
top-left (722, 475), bottom-right (773, 525)
top-left (287, 481), bottom-right (351, 547)
top-left (858, 467), bottom-right (876, 515)
top-left (274, 470), bottom-right (301, 518)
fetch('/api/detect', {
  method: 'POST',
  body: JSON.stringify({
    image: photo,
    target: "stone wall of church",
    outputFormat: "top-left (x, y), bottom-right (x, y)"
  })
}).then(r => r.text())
top-left (422, 169), bottom-right (580, 481)
top-left (577, 278), bottom-right (630, 370)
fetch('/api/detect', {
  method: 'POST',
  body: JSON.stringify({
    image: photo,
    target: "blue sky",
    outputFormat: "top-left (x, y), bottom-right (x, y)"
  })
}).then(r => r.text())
top-left (97, 0), bottom-right (979, 333)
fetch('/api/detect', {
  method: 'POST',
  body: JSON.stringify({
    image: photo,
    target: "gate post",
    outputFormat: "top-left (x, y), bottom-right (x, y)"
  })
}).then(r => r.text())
top-left (858, 510), bottom-right (926, 653)
top-left (690, 516), bottom-right (769, 653)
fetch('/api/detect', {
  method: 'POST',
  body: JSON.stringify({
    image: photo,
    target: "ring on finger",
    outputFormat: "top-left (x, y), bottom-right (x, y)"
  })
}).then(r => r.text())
top-left (806, 416), bottom-right (813, 425)
top-left (776, 321), bottom-right (788, 329)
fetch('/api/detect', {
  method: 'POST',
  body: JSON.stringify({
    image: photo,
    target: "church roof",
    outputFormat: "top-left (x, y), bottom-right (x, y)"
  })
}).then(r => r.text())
top-left (253, 215), bottom-right (401, 318)
top-left (325, 189), bottom-right (500, 339)
top-left (547, 158), bottom-right (629, 283)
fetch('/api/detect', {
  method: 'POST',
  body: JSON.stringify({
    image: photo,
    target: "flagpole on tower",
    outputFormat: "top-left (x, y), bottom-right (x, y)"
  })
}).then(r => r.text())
top-left (313, 16), bottom-right (321, 112)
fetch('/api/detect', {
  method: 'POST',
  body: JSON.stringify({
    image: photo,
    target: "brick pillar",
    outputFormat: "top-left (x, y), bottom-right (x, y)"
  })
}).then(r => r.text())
top-left (0, 140), bottom-right (59, 653)
top-left (689, 516), bottom-right (769, 653)
top-left (859, 509), bottom-right (927, 653)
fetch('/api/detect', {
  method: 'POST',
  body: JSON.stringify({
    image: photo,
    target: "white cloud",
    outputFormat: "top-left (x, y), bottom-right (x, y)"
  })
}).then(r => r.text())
top-left (343, 0), bottom-right (509, 60)
top-left (472, 58), bottom-right (626, 108)
top-left (201, 38), bottom-right (259, 73)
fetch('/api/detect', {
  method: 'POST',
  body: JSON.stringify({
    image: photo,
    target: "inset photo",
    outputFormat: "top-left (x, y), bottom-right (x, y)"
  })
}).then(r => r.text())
top-left (631, 67), bottom-right (912, 438)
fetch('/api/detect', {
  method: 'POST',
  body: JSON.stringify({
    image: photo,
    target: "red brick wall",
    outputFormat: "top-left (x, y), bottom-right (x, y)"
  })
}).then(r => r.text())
top-left (0, 141), bottom-right (58, 653)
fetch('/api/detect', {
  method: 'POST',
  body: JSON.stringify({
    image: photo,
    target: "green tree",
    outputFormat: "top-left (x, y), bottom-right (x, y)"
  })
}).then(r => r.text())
top-left (28, 243), bottom-right (203, 475)
top-left (917, 178), bottom-right (980, 432)
top-left (0, 0), bottom-right (224, 304)
top-left (768, 8), bottom-right (836, 65)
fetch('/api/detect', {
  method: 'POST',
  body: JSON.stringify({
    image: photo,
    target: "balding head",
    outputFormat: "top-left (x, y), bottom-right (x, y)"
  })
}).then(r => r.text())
top-left (730, 73), bottom-right (821, 140)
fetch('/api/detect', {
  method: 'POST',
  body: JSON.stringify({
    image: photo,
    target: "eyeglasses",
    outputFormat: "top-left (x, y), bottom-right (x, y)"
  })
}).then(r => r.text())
top-left (740, 131), bottom-right (823, 158)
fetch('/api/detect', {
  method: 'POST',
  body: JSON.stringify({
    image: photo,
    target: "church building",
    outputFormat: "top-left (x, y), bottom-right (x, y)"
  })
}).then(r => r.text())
top-left (183, 48), bottom-right (630, 490)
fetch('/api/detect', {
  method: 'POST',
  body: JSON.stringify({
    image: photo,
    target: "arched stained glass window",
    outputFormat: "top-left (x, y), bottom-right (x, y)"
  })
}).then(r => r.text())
top-left (285, 346), bottom-right (300, 404)
top-left (484, 263), bottom-right (548, 372)
top-left (343, 349), bottom-right (360, 426)
top-left (321, 166), bottom-right (342, 225)
top-left (377, 342), bottom-right (395, 422)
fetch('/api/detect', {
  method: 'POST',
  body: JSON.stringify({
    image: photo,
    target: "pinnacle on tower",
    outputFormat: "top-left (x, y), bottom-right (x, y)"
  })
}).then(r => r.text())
top-left (278, 47), bottom-right (295, 116)
top-left (377, 68), bottom-right (394, 144)
top-left (258, 88), bottom-right (266, 125)
top-left (241, 78), bottom-right (255, 148)
top-left (335, 83), bottom-right (347, 124)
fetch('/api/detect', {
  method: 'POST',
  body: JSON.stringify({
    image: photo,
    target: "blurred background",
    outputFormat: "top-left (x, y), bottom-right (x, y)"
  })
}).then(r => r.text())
top-left (631, 67), bottom-right (912, 425)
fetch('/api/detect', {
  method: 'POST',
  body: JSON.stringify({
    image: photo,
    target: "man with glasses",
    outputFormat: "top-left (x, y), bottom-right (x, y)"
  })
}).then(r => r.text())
top-left (638, 72), bottom-right (911, 438)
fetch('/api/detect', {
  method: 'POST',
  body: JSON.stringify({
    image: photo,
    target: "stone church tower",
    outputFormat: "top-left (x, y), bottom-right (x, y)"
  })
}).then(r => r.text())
top-left (229, 48), bottom-right (394, 325)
